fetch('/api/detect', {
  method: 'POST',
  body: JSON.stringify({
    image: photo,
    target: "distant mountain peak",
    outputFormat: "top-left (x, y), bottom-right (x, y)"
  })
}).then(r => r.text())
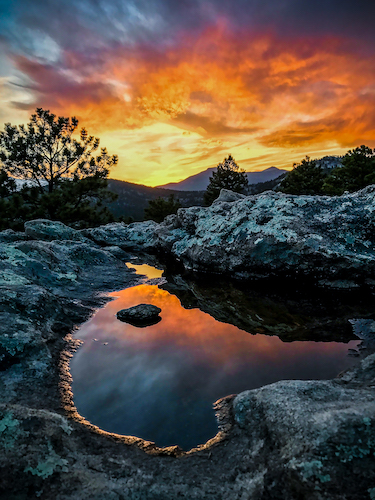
top-left (157, 167), bottom-right (287, 192)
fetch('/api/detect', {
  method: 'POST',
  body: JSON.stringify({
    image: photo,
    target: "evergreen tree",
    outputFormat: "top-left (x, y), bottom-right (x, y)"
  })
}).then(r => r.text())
top-left (279, 157), bottom-right (325, 195)
top-left (144, 194), bottom-right (181, 223)
top-left (323, 145), bottom-right (375, 195)
top-left (0, 108), bottom-right (118, 228)
top-left (204, 155), bottom-right (248, 205)
top-left (0, 169), bottom-right (16, 197)
top-left (0, 170), bottom-right (20, 230)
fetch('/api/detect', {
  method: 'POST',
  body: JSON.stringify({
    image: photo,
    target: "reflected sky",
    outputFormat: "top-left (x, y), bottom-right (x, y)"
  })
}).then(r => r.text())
top-left (126, 263), bottom-right (164, 280)
top-left (71, 284), bottom-right (359, 450)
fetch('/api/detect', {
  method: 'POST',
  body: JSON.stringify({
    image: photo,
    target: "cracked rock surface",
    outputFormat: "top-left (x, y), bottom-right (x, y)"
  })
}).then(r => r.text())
top-left (85, 186), bottom-right (375, 283)
top-left (1, 218), bottom-right (375, 499)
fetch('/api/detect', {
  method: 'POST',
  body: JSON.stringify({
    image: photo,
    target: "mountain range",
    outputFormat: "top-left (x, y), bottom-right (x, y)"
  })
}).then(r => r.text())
top-left (157, 166), bottom-right (288, 191)
top-left (10, 167), bottom-right (288, 222)
top-left (105, 180), bottom-right (204, 221)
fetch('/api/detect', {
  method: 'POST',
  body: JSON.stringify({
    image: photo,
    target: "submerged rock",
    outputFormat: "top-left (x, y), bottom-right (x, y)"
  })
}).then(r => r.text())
top-left (117, 303), bottom-right (162, 326)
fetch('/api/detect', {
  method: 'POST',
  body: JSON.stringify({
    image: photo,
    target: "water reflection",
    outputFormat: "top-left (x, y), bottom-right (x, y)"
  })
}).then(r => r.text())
top-left (126, 263), bottom-right (164, 280)
top-left (161, 273), bottom-right (374, 342)
top-left (71, 284), bottom-right (359, 450)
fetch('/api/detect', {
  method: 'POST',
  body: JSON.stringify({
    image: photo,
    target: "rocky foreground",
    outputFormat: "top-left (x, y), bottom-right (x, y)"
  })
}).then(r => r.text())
top-left (86, 186), bottom-right (375, 285)
top-left (1, 188), bottom-right (375, 499)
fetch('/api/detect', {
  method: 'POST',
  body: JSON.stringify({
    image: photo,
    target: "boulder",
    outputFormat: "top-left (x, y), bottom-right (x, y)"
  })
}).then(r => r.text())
top-left (0, 229), bottom-right (27, 242)
top-left (230, 354), bottom-right (375, 499)
top-left (24, 219), bottom-right (86, 241)
top-left (1, 224), bottom-right (375, 498)
top-left (82, 220), bottom-right (158, 250)
top-left (175, 186), bottom-right (375, 278)
top-left (213, 188), bottom-right (246, 203)
top-left (116, 303), bottom-right (162, 326)
top-left (81, 186), bottom-right (375, 282)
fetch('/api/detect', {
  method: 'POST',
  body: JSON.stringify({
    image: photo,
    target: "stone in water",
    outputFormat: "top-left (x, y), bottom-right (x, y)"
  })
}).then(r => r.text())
top-left (116, 304), bottom-right (162, 327)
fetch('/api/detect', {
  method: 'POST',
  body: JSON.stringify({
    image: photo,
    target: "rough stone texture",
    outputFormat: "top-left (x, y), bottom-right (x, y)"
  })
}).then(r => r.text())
top-left (232, 357), bottom-right (375, 499)
top-left (117, 303), bottom-right (162, 326)
top-left (84, 186), bottom-right (375, 283)
top-left (82, 220), bottom-right (158, 251)
top-left (25, 219), bottom-right (87, 242)
top-left (214, 188), bottom-right (246, 203)
top-left (1, 220), bottom-right (375, 499)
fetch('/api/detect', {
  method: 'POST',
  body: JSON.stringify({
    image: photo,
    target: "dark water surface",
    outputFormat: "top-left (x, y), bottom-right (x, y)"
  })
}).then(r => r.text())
top-left (71, 266), bottom-right (360, 451)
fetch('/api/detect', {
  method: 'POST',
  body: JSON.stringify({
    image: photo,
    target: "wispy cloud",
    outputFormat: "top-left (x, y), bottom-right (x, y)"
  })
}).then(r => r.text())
top-left (0, 0), bottom-right (374, 183)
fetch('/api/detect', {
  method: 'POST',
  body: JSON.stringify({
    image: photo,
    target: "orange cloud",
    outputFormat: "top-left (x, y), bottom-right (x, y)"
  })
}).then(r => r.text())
top-left (9, 23), bottom-right (375, 183)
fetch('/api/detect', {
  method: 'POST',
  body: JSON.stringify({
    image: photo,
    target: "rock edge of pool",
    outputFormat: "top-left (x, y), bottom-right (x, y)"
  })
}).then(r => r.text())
top-left (1, 205), bottom-right (375, 500)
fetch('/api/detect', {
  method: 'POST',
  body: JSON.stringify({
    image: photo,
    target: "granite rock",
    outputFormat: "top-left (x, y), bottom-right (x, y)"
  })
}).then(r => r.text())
top-left (1, 213), bottom-right (375, 499)
top-left (82, 186), bottom-right (375, 283)
top-left (25, 219), bottom-right (87, 242)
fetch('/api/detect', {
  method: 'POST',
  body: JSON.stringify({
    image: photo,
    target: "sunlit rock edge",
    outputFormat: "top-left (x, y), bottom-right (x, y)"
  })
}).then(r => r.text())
top-left (0, 188), bottom-right (374, 499)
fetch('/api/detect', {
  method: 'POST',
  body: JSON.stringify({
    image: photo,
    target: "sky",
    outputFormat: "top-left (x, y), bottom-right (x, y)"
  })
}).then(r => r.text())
top-left (0, 0), bottom-right (374, 186)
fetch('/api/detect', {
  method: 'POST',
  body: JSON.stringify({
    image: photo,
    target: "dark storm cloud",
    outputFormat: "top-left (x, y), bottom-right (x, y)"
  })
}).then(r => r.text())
top-left (0, 0), bottom-right (374, 59)
top-left (220, 0), bottom-right (375, 43)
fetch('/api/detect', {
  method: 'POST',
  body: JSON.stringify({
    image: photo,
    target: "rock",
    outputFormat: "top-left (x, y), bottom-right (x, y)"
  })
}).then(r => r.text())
top-left (117, 303), bottom-right (162, 326)
top-left (85, 184), bottom-right (375, 283)
top-left (213, 188), bottom-right (246, 203)
top-left (231, 354), bottom-right (375, 499)
top-left (82, 220), bottom-right (158, 250)
top-left (0, 238), bottom-right (138, 292)
top-left (25, 219), bottom-right (86, 241)
top-left (0, 229), bottom-right (27, 242)
top-left (2, 219), bottom-right (375, 499)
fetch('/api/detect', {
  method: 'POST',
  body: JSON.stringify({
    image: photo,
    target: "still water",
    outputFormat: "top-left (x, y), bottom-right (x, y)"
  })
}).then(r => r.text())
top-left (71, 265), bottom-right (359, 450)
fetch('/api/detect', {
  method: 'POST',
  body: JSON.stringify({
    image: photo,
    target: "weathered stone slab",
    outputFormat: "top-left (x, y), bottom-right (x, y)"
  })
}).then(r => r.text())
top-left (25, 219), bottom-right (87, 241)
top-left (1, 199), bottom-right (375, 498)
top-left (82, 186), bottom-right (375, 283)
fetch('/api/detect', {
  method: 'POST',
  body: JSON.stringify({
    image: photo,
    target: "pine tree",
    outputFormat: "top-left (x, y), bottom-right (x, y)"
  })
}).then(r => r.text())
top-left (144, 194), bottom-right (181, 223)
top-left (279, 157), bottom-right (325, 195)
top-left (323, 145), bottom-right (375, 195)
top-left (204, 155), bottom-right (248, 205)
top-left (0, 108), bottom-right (118, 228)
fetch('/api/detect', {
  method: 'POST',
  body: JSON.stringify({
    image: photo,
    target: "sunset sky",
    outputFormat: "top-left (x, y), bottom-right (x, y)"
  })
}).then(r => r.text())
top-left (0, 0), bottom-right (374, 186)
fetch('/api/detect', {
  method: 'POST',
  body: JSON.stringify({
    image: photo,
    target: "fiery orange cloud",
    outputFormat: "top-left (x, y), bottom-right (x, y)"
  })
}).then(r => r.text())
top-left (8, 23), bottom-right (375, 184)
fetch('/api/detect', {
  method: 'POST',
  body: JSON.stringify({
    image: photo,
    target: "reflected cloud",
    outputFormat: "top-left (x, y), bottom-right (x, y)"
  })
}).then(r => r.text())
top-left (71, 282), bottom-right (360, 449)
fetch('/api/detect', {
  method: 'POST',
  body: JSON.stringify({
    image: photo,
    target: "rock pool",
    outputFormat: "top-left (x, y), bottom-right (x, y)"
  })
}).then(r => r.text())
top-left (70, 263), bottom-right (360, 450)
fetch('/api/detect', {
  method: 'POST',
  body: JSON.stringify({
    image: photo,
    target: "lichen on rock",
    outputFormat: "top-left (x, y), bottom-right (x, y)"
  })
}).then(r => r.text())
top-left (1, 209), bottom-right (375, 498)
top-left (24, 442), bottom-right (69, 479)
top-left (0, 412), bottom-right (22, 450)
top-left (82, 186), bottom-right (375, 284)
